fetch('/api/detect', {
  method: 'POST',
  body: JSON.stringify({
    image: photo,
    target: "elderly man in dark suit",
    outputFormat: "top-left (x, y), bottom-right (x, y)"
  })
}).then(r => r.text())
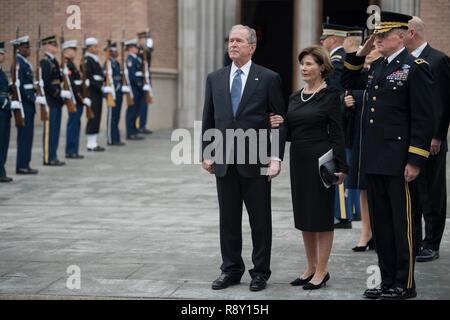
top-left (201, 24), bottom-right (287, 292)
top-left (405, 16), bottom-right (450, 263)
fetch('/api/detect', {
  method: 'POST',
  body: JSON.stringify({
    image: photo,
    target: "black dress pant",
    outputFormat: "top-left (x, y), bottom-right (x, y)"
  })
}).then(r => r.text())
top-left (414, 150), bottom-right (447, 252)
top-left (216, 165), bottom-right (272, 280)
top-left (86, 92), bottom-right (103, 135)
top-left (366, 174), bottom-right (416, 290)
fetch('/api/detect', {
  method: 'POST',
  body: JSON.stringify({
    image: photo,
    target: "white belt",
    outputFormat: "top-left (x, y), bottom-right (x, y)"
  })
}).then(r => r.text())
top-left (93, 75), bottom-right (104, 81)
top-left (23, 84), bottom-right (34, 89)
top-left (135, 71), bottom-right (143, 77)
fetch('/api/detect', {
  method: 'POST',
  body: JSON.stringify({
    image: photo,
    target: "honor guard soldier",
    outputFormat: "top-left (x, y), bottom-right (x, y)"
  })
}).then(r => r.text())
top-left (13, 36), bottom-right (44, 173)
top-left (342, 11), bottom-right (434, 300)
top-left (0, 41), bottom-right (21, 182)
top-left (105, 42), bottom-right (125, 146)
top-left (405, 17), bottom-right (450, 262)
top-left (137, 31), bottom-right (153, 134)
top-left (124, 38), bottom-right (144, 140)
top-left (40, 35), bottom-right (69, 166)
top-left (84, 37), bottom-right (112, 151)
top-left (63, 40), bottom-right (86, 159)
top-left (321, 24), bottom-right (364, 228)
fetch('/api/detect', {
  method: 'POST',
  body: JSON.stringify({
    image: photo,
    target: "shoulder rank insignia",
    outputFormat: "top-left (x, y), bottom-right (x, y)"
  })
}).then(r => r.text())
top-left (414, 58), bottom-right (429, 65)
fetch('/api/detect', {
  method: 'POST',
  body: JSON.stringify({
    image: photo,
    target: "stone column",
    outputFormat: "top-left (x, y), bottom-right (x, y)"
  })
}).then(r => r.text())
top-left (293, 0), bottom-right (320, 91)
top-left (176, 0), bottom-right (237, 128)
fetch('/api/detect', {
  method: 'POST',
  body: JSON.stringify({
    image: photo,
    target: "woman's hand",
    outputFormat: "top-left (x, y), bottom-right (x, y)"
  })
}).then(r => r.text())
top-left (334, 172), bottom-right (347, 185)
top-left (269, 113), bottom-right (284, 129)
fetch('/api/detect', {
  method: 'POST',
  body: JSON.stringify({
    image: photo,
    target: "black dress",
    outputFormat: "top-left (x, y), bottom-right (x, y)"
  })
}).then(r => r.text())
top-left (286, 87), bottom-right (348, 232)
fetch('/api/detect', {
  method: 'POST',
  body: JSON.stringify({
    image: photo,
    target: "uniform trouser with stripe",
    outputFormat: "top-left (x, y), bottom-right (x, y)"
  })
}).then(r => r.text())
top-left (86, 93), bottom-right (103, 135)
top-left (335, 148), bottom-right (360, 220)
top-left (43, 106), bottom-right (62, 163)
top-left (414, 149), bottom-right (447, 252)
top-left (366, 174), bottom-right (416, 290)
top-left (65, 104), bottom-right (84, 155)
top-left (16, 111), bottom-right (35, 170)
top-left (138, 93), bottom-right (148, 129)
top-left (0, 115), bottom-right (11, 176)
top-left (107, 92), bottom-right (123, 144)
top-left (127, 91), bottom-right (143, 137)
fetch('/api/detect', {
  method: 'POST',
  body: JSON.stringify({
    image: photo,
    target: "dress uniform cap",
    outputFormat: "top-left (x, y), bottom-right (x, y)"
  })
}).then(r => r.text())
top-left (124, 38), bottom-right (138, 47)
top-left (62, 39), bottom-right (77, 50)
top-left (321, 23), bottom-right (350, 39)
top-left (104, 42), bottom-right (118, 52)
top-left (137, 31), bottom-right (148, 39)
top-left (374, 11), bottom-right (412, 35)
top-left (41, 35), bottom-right (58, 46)
top-left (85, 37), bottom-right (98, 47)
top-left (10, 35), bottom-right (30, 47)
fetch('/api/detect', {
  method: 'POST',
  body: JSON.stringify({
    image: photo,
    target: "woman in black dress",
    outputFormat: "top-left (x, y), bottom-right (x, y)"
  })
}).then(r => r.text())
top-left (272, 46), bottom-right (348, 289)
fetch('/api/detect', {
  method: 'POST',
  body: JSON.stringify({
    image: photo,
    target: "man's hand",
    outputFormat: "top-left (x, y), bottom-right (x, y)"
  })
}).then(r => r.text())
top-left (60, 90), bottom-right (72, 99)
top-left (344, 91), bottom-right (355, 109)
top-left (143, 84), bottom-right (151, 91)
top-left (343, 38), bottom-right (359, 53)
top-left (430, 138), bottom-right (442, 156)
top-left (202, 160), bottom-right (215, 174)
top-left (83, 97), bottom-right (92, 107)
top-left (404, 164), bottom-right (421, 183)
top-left (357, 35), bottom-right (375, 57)
top-left (267, 160), bottom-right (281, 182)
top-left (10, 100), bottom-right (22, 110)
top-left (35, 96), bottom-right (47, 106)
top-left (334, 172), bottom-right (347, 185)
top-left (269, 113), bottom-right (284, 129)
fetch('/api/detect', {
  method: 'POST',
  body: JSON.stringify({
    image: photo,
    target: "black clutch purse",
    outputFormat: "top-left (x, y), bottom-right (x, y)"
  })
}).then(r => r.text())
top-left (320, 159), bottom-right (339, 186)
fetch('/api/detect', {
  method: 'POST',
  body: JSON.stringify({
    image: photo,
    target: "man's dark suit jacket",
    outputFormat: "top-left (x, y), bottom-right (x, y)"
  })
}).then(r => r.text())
top-left (201, 62), bottom-right (287, 178)
top-left (419, 44), bottom-right (450, 149)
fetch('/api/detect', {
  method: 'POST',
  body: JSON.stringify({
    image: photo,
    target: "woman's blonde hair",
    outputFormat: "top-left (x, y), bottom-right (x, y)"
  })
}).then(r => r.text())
top-left (298, 45), bottom-right (334, 79)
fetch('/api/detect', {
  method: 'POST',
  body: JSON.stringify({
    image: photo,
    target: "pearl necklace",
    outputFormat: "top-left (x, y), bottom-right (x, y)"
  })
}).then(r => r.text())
top-left (300, 82), bottom-right (327, 102)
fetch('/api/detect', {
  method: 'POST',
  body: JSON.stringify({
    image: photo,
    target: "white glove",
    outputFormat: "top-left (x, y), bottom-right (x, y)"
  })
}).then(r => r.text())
top-left (121, 85), bottom-right (131, 93)
top-left (83, 97), bottom-right (92, 107)
top-left (146, 38), bottom-right (154, 49)
top-left (102, 86), bottom-right (114, 94)
top-left (85, 79), bottom-right (90, 87)
top-left (39, 79), bottom-right (44, 88)
top-left (143, 84), bottom-right (151, 91)
top-left (35, 96), bottom-right (47, 105)
top-left (15, 79), bottom-right (21, 87)
top-left (10, 100), bottom-right (22, 110)
top-left (63, 67), bottom-right (69, 76)
top-left (60, 90), bottom-right (72, 99)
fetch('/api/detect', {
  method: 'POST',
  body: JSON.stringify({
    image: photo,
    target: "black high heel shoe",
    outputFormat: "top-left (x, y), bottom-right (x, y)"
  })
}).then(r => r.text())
top-left (352, 238), bottom-right (375, 252)
top-left (290, 273), bottom-right (314, 286)
top-left (303, 273), bottom-right (330, 290)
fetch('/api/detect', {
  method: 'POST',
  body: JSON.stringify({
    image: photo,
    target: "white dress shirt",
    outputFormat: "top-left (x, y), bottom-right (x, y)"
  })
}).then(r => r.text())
top-left (411, 42), bottom-right (428, 58)
top-left (386, 47), bottom-right (407, 64)
top-left (230, 60), bottom-right (252, 96)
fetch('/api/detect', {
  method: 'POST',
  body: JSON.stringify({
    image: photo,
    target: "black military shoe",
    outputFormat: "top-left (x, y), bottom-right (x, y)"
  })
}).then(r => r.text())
top-left (334, 220), bottom-right (352, 229)
top-left (44, 160), bottom-right (66, 166)
top-left (16, 168), bottom-right (39, 175)
top-left (363, 285), bottom-right (390, 299)
top-left (380, 287), bottom-right (417, 300)
top-left (0, 176), bottom-right (13, 183)
top-left (416, 248), bottom-right (440, 262)
top-left (127, 135), bottom-right (144, 141)
top-left (139, 128), bottom-right (153, 134)
top-left (87, 146), bottom-right (106, 152)
top-left (211, 274), bottom-right (241, 290)
top-left (66, 154), bottom-right (85, 159)
top-left (250, 275), bottom-right (267, 292)
top-left (107, 142), bottom-right (126, 146)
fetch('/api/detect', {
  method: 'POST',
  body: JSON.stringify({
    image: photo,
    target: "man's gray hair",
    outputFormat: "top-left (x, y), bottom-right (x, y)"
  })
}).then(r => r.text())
top-left (229, 25), bottom-right (257, 44)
